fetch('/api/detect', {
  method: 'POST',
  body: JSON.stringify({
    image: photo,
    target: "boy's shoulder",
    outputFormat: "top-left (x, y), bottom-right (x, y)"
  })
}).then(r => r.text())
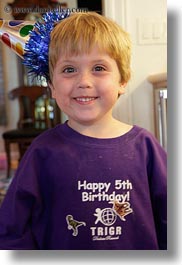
top-left (120, 124), bottom-right (160, 145)
top-left (133, 125), bottom-right (163, 145)
top-left (132, 125), bottom-right (157, 140)
top-left (31, 123), bottom-right (64, 145)
top-left (133, 125), bottom-right (167, 157)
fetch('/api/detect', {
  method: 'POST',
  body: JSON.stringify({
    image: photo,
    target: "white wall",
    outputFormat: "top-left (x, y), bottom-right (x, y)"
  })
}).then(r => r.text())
top-left (104, 0), bottom-right (167, 134)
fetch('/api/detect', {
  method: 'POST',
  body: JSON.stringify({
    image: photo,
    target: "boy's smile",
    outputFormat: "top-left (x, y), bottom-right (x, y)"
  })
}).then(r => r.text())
top-left (49, 46), bottom-right (125, 131)
top-left (73, 96), bottom-right (99, 104)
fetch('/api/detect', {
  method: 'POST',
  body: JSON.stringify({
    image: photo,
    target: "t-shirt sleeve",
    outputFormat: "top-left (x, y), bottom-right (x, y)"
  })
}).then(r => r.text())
top-left (0, 148), bottom-right (42, 250)
top-left (146, 134), bottom-right (167, 250)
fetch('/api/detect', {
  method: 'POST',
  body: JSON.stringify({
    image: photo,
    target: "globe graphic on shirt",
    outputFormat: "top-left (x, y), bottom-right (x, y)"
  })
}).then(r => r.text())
top-left (100, 208), bottom-right (117, 226)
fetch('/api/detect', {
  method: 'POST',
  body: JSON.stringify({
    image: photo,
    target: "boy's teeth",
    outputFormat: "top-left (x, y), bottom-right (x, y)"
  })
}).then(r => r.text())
top-left (76, 97), bottom-right (95, 102)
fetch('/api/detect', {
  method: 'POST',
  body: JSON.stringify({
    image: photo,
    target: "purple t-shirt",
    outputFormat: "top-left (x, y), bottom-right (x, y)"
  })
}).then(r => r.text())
top-left (0, 122), bottom-right (167, 250)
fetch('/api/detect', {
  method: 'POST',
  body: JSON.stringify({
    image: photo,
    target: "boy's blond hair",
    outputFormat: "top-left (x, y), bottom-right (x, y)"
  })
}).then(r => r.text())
top-left (49, 12), bottom-right (131, 83)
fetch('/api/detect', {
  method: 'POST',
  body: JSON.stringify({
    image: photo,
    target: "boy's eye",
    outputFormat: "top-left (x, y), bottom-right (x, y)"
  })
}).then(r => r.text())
top-left (63, 67), bottom-right (76, 73)
top-left (94, 66), bottom-right (106, 72)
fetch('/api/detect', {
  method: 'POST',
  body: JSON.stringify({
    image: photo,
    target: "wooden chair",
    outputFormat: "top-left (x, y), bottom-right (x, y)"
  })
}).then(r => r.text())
top-left (2, 85), bottom-right (59, 178)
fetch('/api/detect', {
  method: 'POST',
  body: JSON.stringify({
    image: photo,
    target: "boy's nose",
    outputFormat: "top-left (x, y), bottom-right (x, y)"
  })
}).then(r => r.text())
top-left (77, 71), bottom-right (92, 89)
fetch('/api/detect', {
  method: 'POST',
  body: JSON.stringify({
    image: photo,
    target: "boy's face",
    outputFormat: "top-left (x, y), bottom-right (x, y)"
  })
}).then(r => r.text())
top-left (49, 46), bottom-right (125, 127)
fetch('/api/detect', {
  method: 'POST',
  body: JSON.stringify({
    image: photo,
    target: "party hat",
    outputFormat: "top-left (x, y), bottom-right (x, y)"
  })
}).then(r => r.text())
top-left (0, 19), bottom-right (34, 58)
top-left (0, 9), bottom-right (70, 81)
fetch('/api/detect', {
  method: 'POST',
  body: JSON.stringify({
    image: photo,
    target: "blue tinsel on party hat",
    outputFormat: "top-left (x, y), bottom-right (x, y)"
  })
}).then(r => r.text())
top-left (23, 9), bottom-right (70, 81)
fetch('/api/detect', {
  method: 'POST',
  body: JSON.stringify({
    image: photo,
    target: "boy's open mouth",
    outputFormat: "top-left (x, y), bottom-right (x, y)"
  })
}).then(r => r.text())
top-left (74, 97), bottom-right (98, 103)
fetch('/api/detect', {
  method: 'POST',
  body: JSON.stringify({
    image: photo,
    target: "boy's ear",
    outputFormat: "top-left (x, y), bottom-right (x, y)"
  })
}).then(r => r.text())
top-left (118, 82), bottom-right (127, 95)
top-left (48, 81), bottom-right (56, 98)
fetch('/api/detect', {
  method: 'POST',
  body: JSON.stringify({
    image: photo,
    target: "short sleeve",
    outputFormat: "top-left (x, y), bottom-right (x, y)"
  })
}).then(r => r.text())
top-left (0, 147), bottom-right (42, 250)
top-left (146, 135), bottom-right (167, 250)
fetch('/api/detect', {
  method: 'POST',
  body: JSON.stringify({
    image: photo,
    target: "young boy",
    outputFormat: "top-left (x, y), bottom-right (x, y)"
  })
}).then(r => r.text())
top-left (0, 12), bottom-right (167, 250)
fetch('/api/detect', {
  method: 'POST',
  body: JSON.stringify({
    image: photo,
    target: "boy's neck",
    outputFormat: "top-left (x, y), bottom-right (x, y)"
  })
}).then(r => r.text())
top-left (67, 117), bottom-right (132, 139)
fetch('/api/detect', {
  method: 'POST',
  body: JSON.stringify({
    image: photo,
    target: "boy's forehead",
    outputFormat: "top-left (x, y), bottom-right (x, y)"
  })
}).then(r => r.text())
top-left (57, 42), bottom-right (112, 57)
top-left (57, 46), bottom-right (112, 61)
